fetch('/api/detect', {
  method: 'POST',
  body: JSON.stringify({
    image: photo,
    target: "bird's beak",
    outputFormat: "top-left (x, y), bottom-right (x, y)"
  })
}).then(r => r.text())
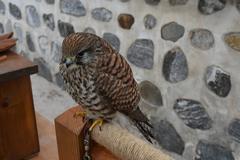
top-left (65, 57), bottom-right (74, 68)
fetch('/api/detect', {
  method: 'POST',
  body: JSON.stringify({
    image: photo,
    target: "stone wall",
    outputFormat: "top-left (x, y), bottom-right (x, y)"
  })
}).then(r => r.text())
top-left (0, 0), bottom-right (240, 159)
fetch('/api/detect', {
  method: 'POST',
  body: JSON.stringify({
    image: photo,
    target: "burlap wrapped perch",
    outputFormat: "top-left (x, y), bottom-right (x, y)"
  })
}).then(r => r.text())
top-left (91, 123), bottom-right (173, 160)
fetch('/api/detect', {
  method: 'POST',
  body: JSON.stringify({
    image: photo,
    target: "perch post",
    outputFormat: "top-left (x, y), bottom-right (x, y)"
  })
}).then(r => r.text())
top-left (55, 106), bottom-right (173, 160)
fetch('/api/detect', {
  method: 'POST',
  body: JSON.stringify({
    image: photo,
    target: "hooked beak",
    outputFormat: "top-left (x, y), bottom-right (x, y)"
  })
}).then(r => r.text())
top-left (65, 57), bottom-right (74, 68)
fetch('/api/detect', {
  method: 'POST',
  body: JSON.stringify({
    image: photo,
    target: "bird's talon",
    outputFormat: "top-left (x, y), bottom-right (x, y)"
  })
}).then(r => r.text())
top-left (89, 119), bottom-right (104, 131)
top-left (73, 111), bottom-right (86, 119)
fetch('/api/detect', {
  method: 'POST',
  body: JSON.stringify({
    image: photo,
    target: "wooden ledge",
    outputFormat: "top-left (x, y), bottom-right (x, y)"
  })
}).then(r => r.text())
top-left (55, 106), bottom-right (119, 160)
top-left (0, 51), bottom-right (38, 82)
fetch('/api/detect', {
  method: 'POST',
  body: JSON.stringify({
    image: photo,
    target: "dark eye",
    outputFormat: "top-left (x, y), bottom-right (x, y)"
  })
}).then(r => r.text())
top-left (77, 51), bottom-right (84, 58)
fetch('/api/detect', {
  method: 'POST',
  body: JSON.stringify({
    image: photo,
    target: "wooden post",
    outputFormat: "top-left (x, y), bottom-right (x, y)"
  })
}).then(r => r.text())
top-left (0, 51), bottom-right (39, 160)
top-left (55, 106), bottom-right (119, 160)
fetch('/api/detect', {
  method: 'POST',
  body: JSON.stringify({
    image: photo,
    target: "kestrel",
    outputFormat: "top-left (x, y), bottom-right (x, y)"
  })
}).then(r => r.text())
top-left (59, 32), bottom-right (153, 142)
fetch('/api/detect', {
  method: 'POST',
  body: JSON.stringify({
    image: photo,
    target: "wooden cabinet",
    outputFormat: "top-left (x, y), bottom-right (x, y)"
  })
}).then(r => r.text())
top-left (0, 51), bottom-right (39, 160)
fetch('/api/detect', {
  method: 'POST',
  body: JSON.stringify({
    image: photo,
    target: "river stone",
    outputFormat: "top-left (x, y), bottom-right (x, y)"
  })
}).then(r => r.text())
top-left (153, 120), bottom-right (185, 155)
top-left (120, 0), bottom-right (130, 2)
top-left (118, 14), bottom-right (134, 29)
top-left (26, 32), bottom-right (36, 52)
top-left (45, 0), bottom-right (54, 4)
top-left (0, 23), bottom-right (3, 33)
top-left (13, 23), bottom-right (23, 43)
top-left (33, 58), bottom-right (53, 82)
top-left (162, 47), bottom-right (188, 83)
top-left (0, 0), bottom-right (5, 15)
top-left (195, 140), bottom-right (235, 160)
top-left (60, 0), bottom-right (86, 17)
top-left (55, 72), bottom-right (65, 89)
top-left (144, 0), bottom-right (160, 5)
top-left (205, 65), bottom-right (231, 97)
top-left (127, 39), bottom-right (154, 69)
top-left (228, 119), bottom-right (240, 143)
top-left (38, 35), bottom-right (49, 54)
top-left (189, 29), bottom-right (214, 50)
top-left (58, 20), bottom-right (75, 37)
top-left (103, 32), bottom-right (120, 52)
top-left (83, 27), bottom-right (96, 34)
top-left (169, 0), bottom-right (188, 5)
top-left (224, 32), bottom-right (240, 52)
top-left (26, 5), bottom-right (41, 28)
top-left (5, 19), bottom-right (12, 33)
top-left (198, 0), bottom-right (226, 15)
top-left (91, 8), bottom-right (112, 22)
top-left (174, 98), bottom-right (212, 130)
top-left (139, 80), bottom-right (162, 107)
top-left (161, 22), bottom-right (185, 42)
top-left (237, 0), bottom-right (240, 13)
top-left (9, 3), bottom-right (21, 20)
top-left (51, 41), bottom-right (62, 63)
top-left (43, 13), bottom-right (55, 31)
top-left (144, 14), bottom-right (157, 30)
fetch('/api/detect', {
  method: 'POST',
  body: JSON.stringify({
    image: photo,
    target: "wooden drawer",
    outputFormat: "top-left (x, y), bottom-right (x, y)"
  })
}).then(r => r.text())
top-left (0, 76), bottom-right (39, 160)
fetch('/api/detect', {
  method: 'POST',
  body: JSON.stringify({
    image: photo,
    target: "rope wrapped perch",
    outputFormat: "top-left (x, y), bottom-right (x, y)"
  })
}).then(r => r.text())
top-left (91, 123), bottom-right (173, 160)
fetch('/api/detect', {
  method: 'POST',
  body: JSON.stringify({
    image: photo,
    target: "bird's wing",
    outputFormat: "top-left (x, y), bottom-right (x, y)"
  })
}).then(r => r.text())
top-left (95, 53), bottom-right (140, 113)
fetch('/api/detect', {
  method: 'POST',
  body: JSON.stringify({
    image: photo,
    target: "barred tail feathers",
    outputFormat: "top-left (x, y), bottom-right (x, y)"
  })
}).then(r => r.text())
top-left (128, 107), bottom-right (154, 143)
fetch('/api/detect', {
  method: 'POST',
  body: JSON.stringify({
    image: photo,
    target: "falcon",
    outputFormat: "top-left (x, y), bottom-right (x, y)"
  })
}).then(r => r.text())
top-left (59, 32), bottom-right (153, 143)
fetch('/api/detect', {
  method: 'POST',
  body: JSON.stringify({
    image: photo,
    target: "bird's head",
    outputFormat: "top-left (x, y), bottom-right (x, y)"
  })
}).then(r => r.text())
top-left (60, 32), bottom-right (104, 69)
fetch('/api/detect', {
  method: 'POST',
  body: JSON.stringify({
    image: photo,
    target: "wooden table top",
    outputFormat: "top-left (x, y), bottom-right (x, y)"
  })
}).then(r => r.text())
top-left (0, 50), bottom-right (38, 82)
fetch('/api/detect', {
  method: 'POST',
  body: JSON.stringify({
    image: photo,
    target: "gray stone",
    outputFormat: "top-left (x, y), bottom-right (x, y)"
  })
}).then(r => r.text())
top-left (83, 27), bottom-right (96, 34)
top-left (169, 0), bottom-right (188, 5)
top-left (58, 20), bottom-right (75, 37)
top-left (0, 0), bottom-right (5, 15)
top-left (120, 0), bottom-right (130, 2)
top-left (26, 5), bottom-right (41, 28)
top-left (0, 23), bottom-right (3, 33)
top-left (224, 32), bottom-right (240, 52)
top-left (91, 8), bottom-right (112, 22)
top-left (43, 13), bottom-right (55, 31)
top-left (5, 19), bottom-right (13, 33)
top-left (162, 47), bottom-right (188, 83)
top-left (103, 32), bottom-right (120, 52)
top-left (237, 0), bottom-right (240, 13)
top-left (195, 140), bottom-right (235, 160)
top-left (13, 23), bottom-right (23, 43)
top-left (228, 119), bottom-right (240, 143)
top-left (9, 3), bottom-right (21, 20)
top-left (144, 0), bottom-right (160, 5)
top-left (51, 41), bottom-right (62, 63)
top-left (45, 0), bottom-right (54, 4)
top-left (26, 32), bottom-right (36, 52)
top-left (190, 29), bottom-right (214, 50)
top-left (33, 57), bottom-right (53, 82)
top-left (139, 80), bottom-right (163, 107)
top-left (198, 0), bottom-right (226, 15)
top-left (161, 22), bottom-right (185, 42)
top-left (174, 98), bottom-right (212, 130)
top-left (127, 39), bottom-right (154, 69)
top-left (38, 35), bottom-right (49, 54)
top-left (144, 14), bottom-right (157, 30)
top-left (205, 65), bottom-right (231, 97)
top-left (55, 72), bottom-right (65, 89)
top-left (60, 0), bottom-right (86, 17)
top-left (153, 120), bottom-right (185, 155)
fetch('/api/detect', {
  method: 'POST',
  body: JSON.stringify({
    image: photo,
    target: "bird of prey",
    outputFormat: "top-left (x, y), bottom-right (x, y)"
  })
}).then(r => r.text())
top-left (59, 32), bottom-right (153, 143)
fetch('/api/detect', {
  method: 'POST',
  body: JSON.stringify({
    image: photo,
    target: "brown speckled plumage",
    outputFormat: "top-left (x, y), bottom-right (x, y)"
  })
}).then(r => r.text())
top-left (59, 32), bottom-right (153, 142)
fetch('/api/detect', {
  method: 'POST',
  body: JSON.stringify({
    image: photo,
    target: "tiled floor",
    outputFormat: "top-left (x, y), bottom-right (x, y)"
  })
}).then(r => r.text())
top-left (31, 113), bottom-right (58, 160)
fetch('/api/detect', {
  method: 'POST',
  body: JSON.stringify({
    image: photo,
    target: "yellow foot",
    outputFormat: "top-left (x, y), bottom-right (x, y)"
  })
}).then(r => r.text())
top-left (89, 118), bottom-right (104, 131)
top-left (73, 111), bottom-right (86, 118)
